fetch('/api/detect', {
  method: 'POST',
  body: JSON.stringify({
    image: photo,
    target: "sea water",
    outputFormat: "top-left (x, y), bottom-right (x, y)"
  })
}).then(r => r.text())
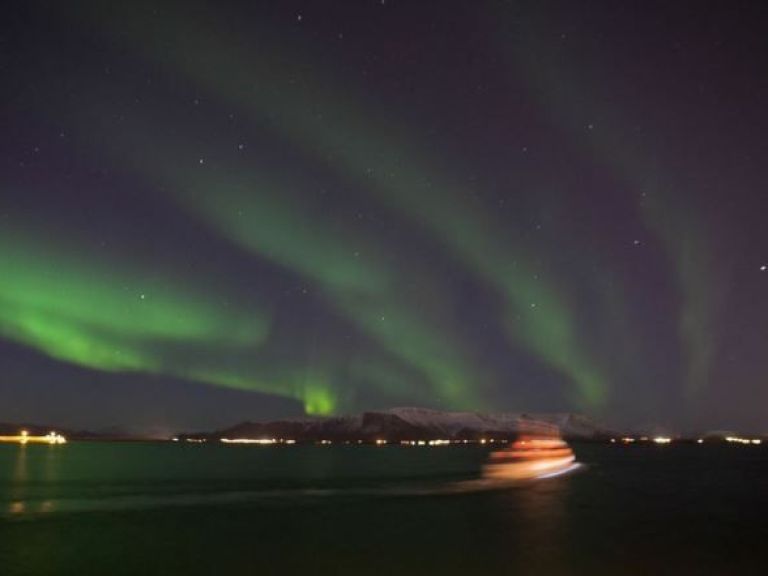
top-left (1, 442), bottom-right (767, 575)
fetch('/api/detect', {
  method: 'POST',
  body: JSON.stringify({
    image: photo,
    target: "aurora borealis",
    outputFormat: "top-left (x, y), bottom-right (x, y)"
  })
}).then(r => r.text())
top-left (2, 1), bottom-right (768, 432)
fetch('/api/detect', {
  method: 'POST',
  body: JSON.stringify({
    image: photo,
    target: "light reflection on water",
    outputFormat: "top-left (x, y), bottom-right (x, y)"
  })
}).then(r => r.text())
top-left (512, 476), bottom-right (572, 575)
top-left (12, 443), bottom-right (27, 487)
top-left (7, 443), bottom-right (65, 517)
top-left (9, 444), bottom-right (27, 516)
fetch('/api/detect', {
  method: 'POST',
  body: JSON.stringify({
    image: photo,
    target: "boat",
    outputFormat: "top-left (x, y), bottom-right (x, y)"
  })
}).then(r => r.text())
top-left (482, 423), bottom-right (576, 481)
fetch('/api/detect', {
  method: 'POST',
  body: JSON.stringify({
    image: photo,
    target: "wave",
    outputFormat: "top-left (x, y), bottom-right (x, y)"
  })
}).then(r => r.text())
top-left (2, 463), bottom-right (583, 520)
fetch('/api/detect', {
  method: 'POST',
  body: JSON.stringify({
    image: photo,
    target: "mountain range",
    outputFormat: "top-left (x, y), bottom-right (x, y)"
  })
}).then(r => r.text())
top-left (186, 407), bottom-right (615, 442)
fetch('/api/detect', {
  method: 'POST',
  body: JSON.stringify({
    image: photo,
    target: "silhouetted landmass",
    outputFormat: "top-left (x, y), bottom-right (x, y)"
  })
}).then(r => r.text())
top-left (182, 407), bottom-right (617, 442)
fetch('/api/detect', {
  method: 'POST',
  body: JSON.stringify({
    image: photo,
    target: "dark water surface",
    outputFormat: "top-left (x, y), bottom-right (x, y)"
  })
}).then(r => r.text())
top-left (1, 442), bottom-right (767, 575)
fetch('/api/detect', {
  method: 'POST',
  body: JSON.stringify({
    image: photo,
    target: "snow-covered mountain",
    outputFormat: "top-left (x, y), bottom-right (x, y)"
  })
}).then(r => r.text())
top-left (197, 407), bottom-right (614, 442)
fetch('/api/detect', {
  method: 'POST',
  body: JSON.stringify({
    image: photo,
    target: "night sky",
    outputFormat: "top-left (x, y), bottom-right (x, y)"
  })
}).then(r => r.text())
top-left (2, 1), bottom-right (767, 433)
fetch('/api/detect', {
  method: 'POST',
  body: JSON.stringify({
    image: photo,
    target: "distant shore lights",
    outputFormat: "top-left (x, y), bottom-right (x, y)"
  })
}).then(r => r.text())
top-left (725, 436), bottom-right (762, 445)
top-left (0, 430), bottom-right (67, 444)
top-left (220, 438), bottom-right (296, 445)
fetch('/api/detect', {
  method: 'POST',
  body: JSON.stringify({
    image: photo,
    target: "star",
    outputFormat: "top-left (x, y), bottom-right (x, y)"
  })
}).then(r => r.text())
top-left (761, 265), bottom-right (767, 272)
top-left (139, 294), bottom-right (146, 300)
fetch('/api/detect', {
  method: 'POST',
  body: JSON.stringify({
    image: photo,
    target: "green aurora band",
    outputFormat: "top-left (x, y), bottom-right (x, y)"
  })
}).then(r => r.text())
top-left (177, 170), bottom-right (487, 410)
top-left (71, 105), bottom-right (487, 411)
top-left (0, 225), bottom-right (307, 399)
top-left (71, 2), bottom-right (609, 408)
top-left (0, 215), bottom-right (410, 414)
top-left (507, 11), bottom-right (718, 399)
